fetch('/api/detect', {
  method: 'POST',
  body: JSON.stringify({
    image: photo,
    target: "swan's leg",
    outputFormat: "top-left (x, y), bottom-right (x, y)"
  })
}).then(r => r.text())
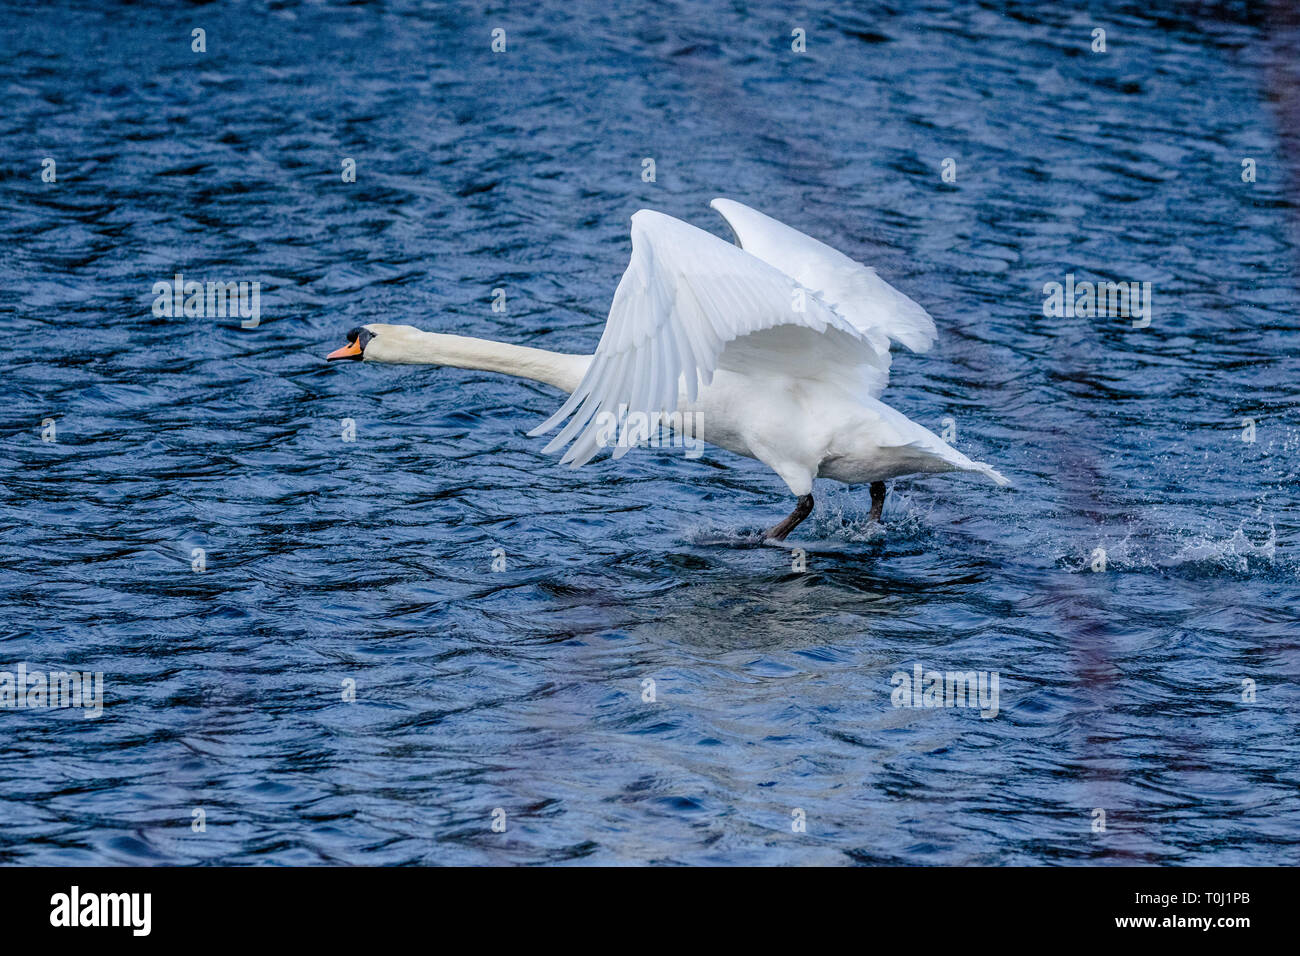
top-left (765, 494), bottom-right (814, 541)
top-left (869, 481), bottom-right (886, 524)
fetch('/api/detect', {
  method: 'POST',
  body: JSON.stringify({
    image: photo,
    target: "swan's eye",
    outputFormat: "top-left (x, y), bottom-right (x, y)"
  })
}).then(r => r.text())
top-left (344, 327), bottom-right (375, 349)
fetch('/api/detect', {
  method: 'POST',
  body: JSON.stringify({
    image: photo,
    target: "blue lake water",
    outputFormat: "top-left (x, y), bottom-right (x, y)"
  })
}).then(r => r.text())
top-left (1, 0), bottom-right (1298, 865)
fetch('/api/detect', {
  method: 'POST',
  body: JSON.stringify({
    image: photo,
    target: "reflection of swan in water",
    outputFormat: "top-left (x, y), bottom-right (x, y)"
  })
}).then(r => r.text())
top-left (327, 199), bottom-right (1009, 541)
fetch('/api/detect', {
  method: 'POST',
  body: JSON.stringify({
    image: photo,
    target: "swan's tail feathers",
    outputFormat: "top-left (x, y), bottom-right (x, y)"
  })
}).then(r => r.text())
top-left (910, 435), bottom-right (1011, 487)
top-left (913, 434), bottom-right (1011, 487)
top-left (971, 461), bottom-right (1011, 487)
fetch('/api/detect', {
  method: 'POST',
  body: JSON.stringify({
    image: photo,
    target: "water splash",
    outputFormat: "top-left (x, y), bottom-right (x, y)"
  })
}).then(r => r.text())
top-left (1066, 519), bottom-right (1281, 576)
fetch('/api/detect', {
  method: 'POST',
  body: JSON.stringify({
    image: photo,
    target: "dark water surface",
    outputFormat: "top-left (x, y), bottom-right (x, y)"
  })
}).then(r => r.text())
top-left (2, 0), bottom-right (1299, 864)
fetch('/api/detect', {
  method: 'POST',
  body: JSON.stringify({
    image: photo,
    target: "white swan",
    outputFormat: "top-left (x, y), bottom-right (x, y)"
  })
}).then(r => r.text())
top-left (327, 199), bottom-right (1009, 540)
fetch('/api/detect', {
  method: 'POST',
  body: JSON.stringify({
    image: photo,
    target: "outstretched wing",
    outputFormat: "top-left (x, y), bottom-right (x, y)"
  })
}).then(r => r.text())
top-left (529, 208), bottom-right (887, 467)
top-left (709, 198), bottom-right (936, 355)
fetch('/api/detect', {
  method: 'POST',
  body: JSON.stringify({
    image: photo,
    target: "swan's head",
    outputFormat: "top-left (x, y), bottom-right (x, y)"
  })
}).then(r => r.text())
top-left (326, 325), bottom-right (375, 362)
top-left (326, 323), bottom-right (427, 362)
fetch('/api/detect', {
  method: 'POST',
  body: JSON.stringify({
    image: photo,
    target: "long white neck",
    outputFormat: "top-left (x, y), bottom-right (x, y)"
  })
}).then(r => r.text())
top-left (366, 327), bottom-right (589, 393)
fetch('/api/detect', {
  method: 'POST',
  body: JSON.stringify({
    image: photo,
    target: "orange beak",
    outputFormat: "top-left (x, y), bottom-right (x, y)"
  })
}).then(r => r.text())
top-left (326, 340), bottom-right (364, 361)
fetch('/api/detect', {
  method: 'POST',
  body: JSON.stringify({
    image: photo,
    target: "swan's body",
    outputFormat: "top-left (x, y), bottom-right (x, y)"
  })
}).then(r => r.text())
top-left (329, 199), bottom-right (1008, 539)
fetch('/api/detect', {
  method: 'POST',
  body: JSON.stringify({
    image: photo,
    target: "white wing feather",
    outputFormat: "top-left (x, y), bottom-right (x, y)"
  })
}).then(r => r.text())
top-left (529, 209), bottom-right (887, 467)
top-left (709, 198), bottom-right (936, 355)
